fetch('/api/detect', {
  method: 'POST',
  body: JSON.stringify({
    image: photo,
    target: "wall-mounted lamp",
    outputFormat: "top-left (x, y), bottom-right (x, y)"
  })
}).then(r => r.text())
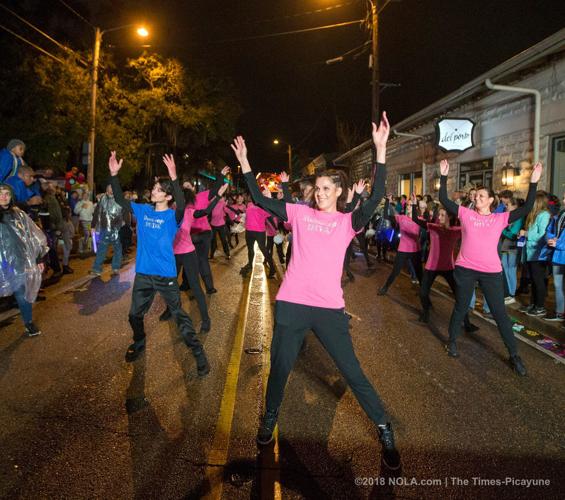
top-left (433, 171), bottom-right (441, 191)
top-left (501, 162), bottom-right (521, 187)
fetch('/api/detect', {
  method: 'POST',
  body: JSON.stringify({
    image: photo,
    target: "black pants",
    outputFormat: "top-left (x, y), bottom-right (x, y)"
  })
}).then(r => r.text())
top-left (176, 252), bottom-right (209, 322)
top-left (383, 251), bottom-right (422, 289)
top-left (420, 269), bottom-right (473, 326)
top-left (119, 225), bottom-right (133, 253)
top-left (267, 235), bottom-right (285, 264)
top-left (448, 266), bottom-right (517, 356)
top-left (46, 230), bottom-right (61, 273)
top-left (191, 231), bottom-right (214, 291)
top-left (265, 301), bottom-right (388, 424)
top-left (128, 273), bottom-right (202, 354)
top-left (210, 224), bottom-right (230, 258)
top-left (527, 261), bottom-right (547, 307)
top-left (376, 240), bottom-right (388, 261)
top-left (245, 230), bottom-right (275, 272)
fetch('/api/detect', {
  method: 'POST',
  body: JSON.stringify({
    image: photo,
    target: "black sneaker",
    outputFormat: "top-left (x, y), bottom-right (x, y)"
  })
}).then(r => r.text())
top-left (377, 423), bottom-right (401, 470)
top-left (377, 287), bottom-right (388, 296)
top-left (199, 319), bottom-right (211, 334)
top-left (526, 306), bottom-right (546, 318)
top-left (464, 322), bottom-right (479, 333)
top-left (125, 341), bottom-right (145, 362)
top-left (510, 355), bottom-right (527, 376)
top-left (544, 313), bottom-right (565, 322)
top-left (159, 309), bottom-right (172, 322)
top-left (445, 341), bottom-right (459, 358)
top-left (257, 409), bottom-right (279, 446)
top-left (62, 265), bottom-right (74, 275)
top-left (206, 288), bottom-right (218, 295)
top-left (195, 350), bottom-right (210, 377)
top-left (24, 322), bottom-right (42, 337)
top-left (519, 304), bottom-right (534, 314)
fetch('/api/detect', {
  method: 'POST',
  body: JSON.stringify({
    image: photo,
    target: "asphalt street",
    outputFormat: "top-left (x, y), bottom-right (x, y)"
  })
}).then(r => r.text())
top-left (0, 245), bottom-right (564, 500)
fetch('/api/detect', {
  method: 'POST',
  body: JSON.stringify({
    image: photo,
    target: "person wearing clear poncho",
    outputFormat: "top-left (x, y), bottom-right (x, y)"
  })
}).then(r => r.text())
top-left (0, 184), bottom-right (48, 336)
top-left (90, 182), bottom-right (124, 276)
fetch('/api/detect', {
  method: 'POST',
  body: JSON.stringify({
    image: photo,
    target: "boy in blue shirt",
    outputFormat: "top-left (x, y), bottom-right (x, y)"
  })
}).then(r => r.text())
top-left (108, 151), bottom-right (209, 376)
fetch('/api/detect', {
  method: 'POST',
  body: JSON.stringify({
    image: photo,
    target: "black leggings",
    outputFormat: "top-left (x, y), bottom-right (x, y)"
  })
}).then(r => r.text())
top-left (266, 301), bottom-right (388, 424)
top-left (266, 235), bottom-right (285, 263)
top-left (128, 273), bottom-right (202, 355)
top-left (175, 251), bottom-right (209, 322)
top-left (420, 269), bottom-right (472, 325)
top-left (210, 224), bottom-right (230, 258)
top-left (383, 251), bottom-right (423, 289)
top-left (448, 266), bottom-right (517, 356)
top-left (191, 231), bottom-right (214, 291)
top-left (245, 230), bottom-right (275, 272)
top-left (527, 260), bottom-right (547, 307)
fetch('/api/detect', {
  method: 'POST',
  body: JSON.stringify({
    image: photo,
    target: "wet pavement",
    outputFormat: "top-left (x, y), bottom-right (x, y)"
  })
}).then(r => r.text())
top-left (0, 246), bottom-right (564, 499)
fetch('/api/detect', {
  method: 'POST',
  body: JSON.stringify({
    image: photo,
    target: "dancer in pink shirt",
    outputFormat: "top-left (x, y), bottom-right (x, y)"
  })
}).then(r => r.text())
top-left (439, 159), bottom-right (542, 375)
top-left (231, 112), bottom-right (401, 470)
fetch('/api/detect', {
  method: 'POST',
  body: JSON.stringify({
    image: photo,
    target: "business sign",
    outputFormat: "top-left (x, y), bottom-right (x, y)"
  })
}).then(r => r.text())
top-left (435, 118), bottom-right (475, 152)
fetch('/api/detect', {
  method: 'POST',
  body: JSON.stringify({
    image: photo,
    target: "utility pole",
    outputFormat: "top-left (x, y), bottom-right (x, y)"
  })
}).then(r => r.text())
top-left (88, 27), bottom-right (101, 193)
top-left (288, 144), bottom-right (293, 180)
top-left (370, 0), bottom-right (379, 180)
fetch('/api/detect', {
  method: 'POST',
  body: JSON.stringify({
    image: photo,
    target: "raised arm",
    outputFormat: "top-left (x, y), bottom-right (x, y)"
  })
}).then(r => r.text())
top-left (351, 112), bottom-right (389, 231)
top-left (508, 162), bottom-right (542, 224)
top-left (438, 159), bottom-right (459, 216)
top-left (280, 171), bottom-right (292, 202)
top-left (410, 194), bottom-right (428, 229)
top-left (231, 136), bottom-right (288, 221)
top-left (162, 154), bottom-right (185, 223)
top-left (345, 182), bottom-right (363, 213)
top-left (194, 184), bottom-right (228, 218)
top-left (209, 166), bottom-right (230, 200)
top-left (108, 152), bottom-right (132, 213)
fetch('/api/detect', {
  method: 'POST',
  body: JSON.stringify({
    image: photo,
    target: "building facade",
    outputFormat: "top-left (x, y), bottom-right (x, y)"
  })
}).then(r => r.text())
top-left (335, 29), bottom-right (565, 200)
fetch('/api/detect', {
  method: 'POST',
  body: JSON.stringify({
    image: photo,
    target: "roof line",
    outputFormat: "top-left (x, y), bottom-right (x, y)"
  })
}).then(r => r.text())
top-left (335, 28), bottom-right (565, 163)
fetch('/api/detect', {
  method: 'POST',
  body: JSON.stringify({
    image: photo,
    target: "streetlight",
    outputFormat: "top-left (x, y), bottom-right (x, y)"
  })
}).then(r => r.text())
top-left (273, 138), bottom-right (292, 180)
top-left (87, 24), bottom-right (149, 192)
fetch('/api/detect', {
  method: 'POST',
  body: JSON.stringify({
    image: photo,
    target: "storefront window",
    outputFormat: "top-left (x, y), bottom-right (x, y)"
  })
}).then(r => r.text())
top-left (459, 158), bottom-right (493, 190)
top-left (398, 172), bottom-right (423, 196)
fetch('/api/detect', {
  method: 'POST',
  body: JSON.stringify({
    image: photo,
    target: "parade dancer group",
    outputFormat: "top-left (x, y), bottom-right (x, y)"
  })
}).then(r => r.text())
top-left (3, 107), bottom-right (546, 473)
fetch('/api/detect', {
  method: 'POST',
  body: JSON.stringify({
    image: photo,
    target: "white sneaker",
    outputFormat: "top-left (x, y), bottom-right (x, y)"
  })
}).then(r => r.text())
top-left (504, 296), bottom-right (516, 305)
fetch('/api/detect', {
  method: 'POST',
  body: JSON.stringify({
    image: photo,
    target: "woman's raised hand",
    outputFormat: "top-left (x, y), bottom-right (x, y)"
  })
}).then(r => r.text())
top-left (108, 151), bottom-right (123, 176)
top-left (280, 171), bottom-right (289, 183)
top-left (231, 136), bottom-right (250, 172)
top-left (371, 111), bottom-right (390, 150)
top-left (440, 159), bottom-right (449, 176)
top-left (354, 179), bottom-right (366, 194)
top-left (530, 162), bottom-right (543, 183)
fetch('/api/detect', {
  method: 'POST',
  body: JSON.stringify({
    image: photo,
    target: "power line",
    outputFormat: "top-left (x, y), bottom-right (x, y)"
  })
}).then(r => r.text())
top-left (243, 1), bottom-right (358, 25)
top-left (56, 0), bottom-right (95, 29)
top-left (0, 3), bottom-right (88, 65)
top-left (209, 19), bottom-right (364, 44)
top-left (0, 23), bottom-right (65, 64)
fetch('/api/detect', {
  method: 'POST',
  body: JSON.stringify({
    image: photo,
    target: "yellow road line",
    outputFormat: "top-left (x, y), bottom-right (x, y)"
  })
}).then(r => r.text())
top-left (261, 269), bottom-right (282, 500)
top-left (203, 256), bottom-right (255, 499)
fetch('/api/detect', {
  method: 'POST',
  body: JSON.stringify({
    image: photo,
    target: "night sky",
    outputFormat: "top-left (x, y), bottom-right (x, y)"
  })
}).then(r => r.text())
top-left (2, 0), bottom-right (564, 171)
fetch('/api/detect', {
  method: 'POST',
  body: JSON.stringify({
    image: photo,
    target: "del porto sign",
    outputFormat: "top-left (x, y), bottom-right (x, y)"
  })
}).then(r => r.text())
top-left (435, 118), bottom-right (475, 153)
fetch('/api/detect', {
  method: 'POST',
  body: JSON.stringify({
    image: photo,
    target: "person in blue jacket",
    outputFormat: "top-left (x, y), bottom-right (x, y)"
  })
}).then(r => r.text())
top-left (542, 194), bottom-right (565, 321)
top-left (0, 140), bottom-right (26, 182)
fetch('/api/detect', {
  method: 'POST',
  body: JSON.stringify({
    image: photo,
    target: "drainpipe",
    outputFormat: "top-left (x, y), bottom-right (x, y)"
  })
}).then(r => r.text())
top-left (485, 78), bottom-right (541, 163)
top-left (393, 130), bottom-right (426, 193)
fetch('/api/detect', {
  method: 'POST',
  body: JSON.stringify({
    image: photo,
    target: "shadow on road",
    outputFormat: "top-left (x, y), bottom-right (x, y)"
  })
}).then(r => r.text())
top-left (71, 275), bottom-right (131, 315)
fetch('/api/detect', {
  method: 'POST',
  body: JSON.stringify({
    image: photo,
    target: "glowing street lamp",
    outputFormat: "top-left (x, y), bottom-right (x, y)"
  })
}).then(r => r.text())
top-left (88, 24), bottom-right (149, 192)
top-left (273, 138), bottom-right (292, 179)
